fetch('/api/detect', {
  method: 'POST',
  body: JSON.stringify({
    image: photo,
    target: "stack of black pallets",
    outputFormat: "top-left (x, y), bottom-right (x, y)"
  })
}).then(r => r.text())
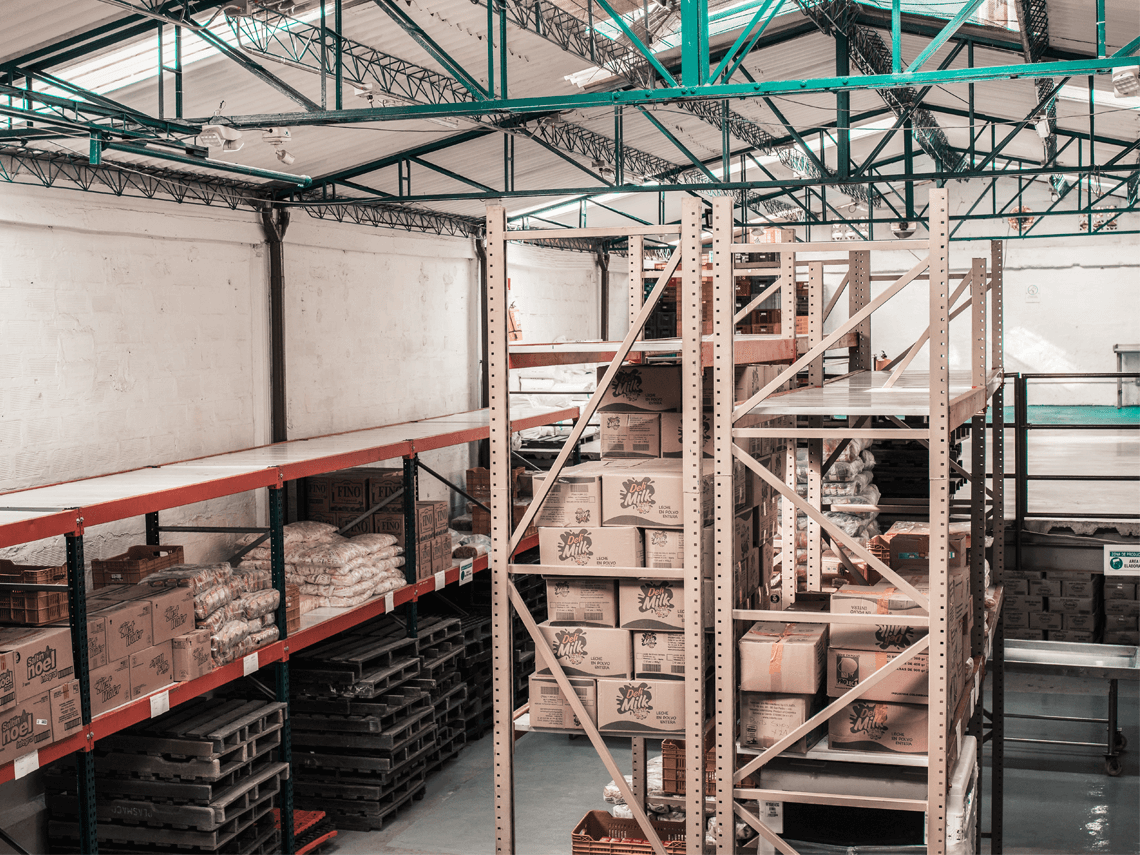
top-left (413, 615), bottom-right (467, 775)
top-left (46, 699), bottom-right (287, 855)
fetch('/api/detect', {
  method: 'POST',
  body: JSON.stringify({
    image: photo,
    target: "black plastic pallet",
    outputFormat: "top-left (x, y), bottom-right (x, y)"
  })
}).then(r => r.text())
top-left (298, 771), bottom-right (426, 831)
top-left (99, 700), bottom-right (286, 762)
top-left (413, 616), bottom-right (462, 649)
top-left (293, 705), bottom-right (435, 754)
top-left (292, 689), bottom-right (431, 735)
top-left (292, 729), bottom-right (436, 778)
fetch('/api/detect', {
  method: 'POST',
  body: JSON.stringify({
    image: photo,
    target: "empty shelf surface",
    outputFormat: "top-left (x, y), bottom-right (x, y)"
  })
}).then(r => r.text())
top-left (746, 370), bottom-right (983, 417)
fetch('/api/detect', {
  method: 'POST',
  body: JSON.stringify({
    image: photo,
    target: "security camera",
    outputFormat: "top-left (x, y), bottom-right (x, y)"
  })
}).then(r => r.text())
top-left (891, 221), bottom-right (915, 239)
top-left (276, 149), bottom-right (296, 166)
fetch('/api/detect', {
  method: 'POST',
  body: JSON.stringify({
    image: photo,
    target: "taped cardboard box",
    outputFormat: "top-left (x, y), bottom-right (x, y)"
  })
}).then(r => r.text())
top-left (0, 625), bottom-right (75, 704)
top-left (600, 458), bottom-right (713, 529)
top-left (173, 629), bottom-right (213, 682)
top-left (537, 623), bottom-right (631, 679)
top-left (597, 677), bottom-right (684, 735)
top-left (739, 622), bottom-right (827, 695)
top-left (130, 640), bottom-right (175, 700)
top-left (1047, 595), bottom-right (1101, 615)
top-left (432, 533), bottom-right (452, 574)
top-left (89, 657), bottom-right (131, 717)
top-left (1003, 611), bottom-right (1029, 629)
top-left (1064, 613), bottom-right (1103, 632)
top-left (545, 578), bottom-right (618, 626)
top-left (739, 691), bottom-right (825, 754)
top-left (1005, 627), bottom-right (1048, 641)
top-left (1028, 579), bottom-right (1062, 597)
top-left (1049, 629), bottom-right (1102, 643)
top-left (632, 630), bottom-right (685, 680)
top-left (145, 586), bottom-right (194, 645)
top-left (49, 614), bottom-right (107, 672)
top-left (889, 531), bottom-right (969, 572)
top-left (600, 413), bottom-right (661, 458)
top-left (1058, 575), bottom-right (1102, 598)
top-left (539, 526), bottom-right (643, 569)
top-left (1105, 630), bottom-right (1140, 645)
top-left (531, 463), bottom-right (604, 528)
top-left (596, 364), bottom-right (682, 412)
top-left (1106, 613), bottom-right (1140, 632)
top-left (827, 648), bottom-right (930, 704)
top-left (528, 674), bottom-right (597, 731)
top-left (828, 700), bottom-right (928, 756)
top-left (50, 680), bottom-right (84, 741)
top-left (0, 691), bottom-right (53, 767)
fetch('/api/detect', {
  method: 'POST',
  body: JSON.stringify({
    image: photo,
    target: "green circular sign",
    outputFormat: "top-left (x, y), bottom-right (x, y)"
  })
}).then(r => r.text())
top-left (1110, 557), bottom-right (1123, 570)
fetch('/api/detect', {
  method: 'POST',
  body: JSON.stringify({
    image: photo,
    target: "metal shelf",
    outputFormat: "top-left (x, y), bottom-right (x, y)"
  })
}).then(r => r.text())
top-left (508, 335), bottom-right (800, 369)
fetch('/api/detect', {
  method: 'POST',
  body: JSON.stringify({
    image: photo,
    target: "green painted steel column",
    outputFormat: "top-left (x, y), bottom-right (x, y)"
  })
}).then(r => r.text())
top-left (269, 487), bottom-right (295, 855)
top-left (499, 0), bottom-right (508, 98)
top-left (335, 0), bottom-right (343, 110)
top-left (891, 0), bottom-right (901, 73)
top-left (487, 0), bottom-right (495, 98)
top-left (836, 29), bottom-right (850, 178)
top-left (904, 118), bottom-right (915, 219)
top-left (680, 0), bottom-right (707, 85)
top-left (66, 532), bottom-right (97, 855)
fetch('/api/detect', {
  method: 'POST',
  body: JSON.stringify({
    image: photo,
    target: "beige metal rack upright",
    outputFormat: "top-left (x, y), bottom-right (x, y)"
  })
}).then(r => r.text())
top-left (710, 190), bottom-right (1005, 855)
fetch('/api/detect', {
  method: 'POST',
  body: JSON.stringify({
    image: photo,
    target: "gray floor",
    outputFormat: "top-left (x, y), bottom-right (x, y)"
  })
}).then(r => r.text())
top-left (321, 674), bottom-right (1138, 855)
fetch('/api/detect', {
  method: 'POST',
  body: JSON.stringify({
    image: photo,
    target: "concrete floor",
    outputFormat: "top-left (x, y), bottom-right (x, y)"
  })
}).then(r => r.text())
top-left (321, 674), bottom-right (1137, 855)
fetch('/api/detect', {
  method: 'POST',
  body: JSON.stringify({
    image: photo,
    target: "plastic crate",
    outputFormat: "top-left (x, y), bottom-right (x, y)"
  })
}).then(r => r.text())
top-left (571, 811), bottom-right (686, 855)
top-left (91, 544), bottom-right (184, 587)
top-left (0, 560), bottom-right (68, 625)
top-left (660, 738), bottom-right (756, 796)
top-left (0, 559), bottom-right (67, 584)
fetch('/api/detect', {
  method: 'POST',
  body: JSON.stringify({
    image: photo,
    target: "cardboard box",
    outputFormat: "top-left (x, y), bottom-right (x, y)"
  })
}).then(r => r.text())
top-left (739, 622), bottom-right (827, 695)
top-left (1104, 630), bottom-right (1140, 645)
top-left (100, 598), bottom-right (154, 662)
top-left (432, 533), bottom-right (452, 573)
top-left (1047, 595), bottom-right (1100, 615)
top-left (1005, 578), bottom-right (1029, 596)
top-left (1105, 613), bottom-right (1140, 632)
top-left (828, 648), bottom-right (930, 704)
top-left (1064, 613), bottom-right (1102, 632)
top-left (1029, 612), bottom-right (1064, 630)
top-left (596, 364), bottom-right (682, 412)
top-left (1059, 577), bottom-right (1102, 598)
top-left (828, 700), bottom-right (928, 756)
top-left (145, 586), bottom-right (194, 645)
top-left (49, 680), bottom-right (84, 741)
top-left (600, 413), bottom-right (661, 458)
top-left (49, 615), bottom-right (107, 673)
top-left (531, 463), bottom-right (604, 528)
top-left (537, 623), bottom-right (631, 679)
top-left (546, 578), bottom-right (618, 626)
top-left (130, 641), bottom-right (174, 700)
top-left (739, 692), bottom-right (825, 754)
top-left (434, 501), bottom-right (450, 534)
top-left (1105, 581), bottom-right (1138, 600)
top-left (659, 412), bottom-right (713, 459)
top-left (632, 630), bottom-right (685, 680)
top-left (1028, 579), bottom-right (1062, 597)
top-left (597, 677), bottom-right (684, 735)
top-left (306, 477), bottom-right (331, 512)
top-left (828, 567), bottom-right (970, 653)
top-left (416, 539), bottom-right (432, 581)
top-left (330, 471), bottom-right (371, 511)
top-left (172, 629), bottom-right (213, 682)
top-left (702, 365), bottom-right (761, 409)
top-left (1049, 629), bottom-right (1101, 643)
top-left (1105, 599), bottom-right (1140, 616)
top-left (618, 579), bottom-right (685, 631)
top-left (889, 532), bottom-right (968, 572)
top-left (417, 502), bottom-right (441, 538)
top-left (1003, 610), bottom-right (1029, 629)
top-left (734, 510), bottom-right (755, 564)
top-left (0, 691), bottom-right (53, 767)
top-left (600, 459), bottom-right (713, 529)
top-left (1006, 627), bottom-right (1049, 641)
top-left (1005, 594), bottom-right (1045, 612)
top-left (89, 657), bottom-right (131, 717)
top-left (539, 526), bottom-right (643, 570)
top-left (0, 626), bottom-right (75, 703)
top-left (335, 511), bottom-right (370, 538)
top-left (642, 527), bottom-right (713, 574)
top-left (528, 675), bottom-right (597, 731)
top-left (372, 511), bottom-right (435, 548)
top-left (365, 468), bottom-right (403, 506)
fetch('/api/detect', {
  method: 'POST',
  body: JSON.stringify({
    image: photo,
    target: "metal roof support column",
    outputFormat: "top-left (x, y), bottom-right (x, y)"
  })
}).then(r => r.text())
top-left (370, 0), bottom-right (489, 97)
top-left (836, 29), bottom-right (850, 178)
top-left (988, 241), bottom-right (1006, 854)
top-left (680, 0), bottom-right (708, 85)
top-left (262, 207), bottom-right (291, 445)
top-left (891, 0), bottom-right (901, 72)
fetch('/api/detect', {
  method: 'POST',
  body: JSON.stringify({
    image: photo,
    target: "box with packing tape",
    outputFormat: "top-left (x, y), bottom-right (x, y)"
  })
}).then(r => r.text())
top-left (528, 674), bottom-right (597, 731)
top-left (642, 527), bottom-right (713, 574)
top-left (50, 680), bottom-right (84, 742)
top-left (827, 648), bottom-right (931, 705)
top-left (531, 463), bottom-right (604, 527)
top-left (0, 691), bottom-right (53, 767)
top-left (618, 579), bottom-right (685, 631)
top-left (597, 677), bottom-right (684, 735)
top-left (89, 657), bottom-right (131, 717)
top-left (0, 625), bottom-right (75, 705)
top-left (545, 578), bottom-right (618, 626)
top-left (539, 526), bottom-right (643, 569)
top-left (738, 622), bottom-right (827, 695)
top-left (537, 623), bottom-right (631, 679)
top-left (130, 640), bottom-right (175, 700)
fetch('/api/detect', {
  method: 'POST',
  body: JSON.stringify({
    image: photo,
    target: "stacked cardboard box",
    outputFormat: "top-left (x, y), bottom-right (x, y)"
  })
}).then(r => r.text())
top-left (1104, 577), bottom-right (1139, 645)
top-left (738, 621), bottom-right (828, 754)
top-left (1005, 569), bottom-right (1110, 643)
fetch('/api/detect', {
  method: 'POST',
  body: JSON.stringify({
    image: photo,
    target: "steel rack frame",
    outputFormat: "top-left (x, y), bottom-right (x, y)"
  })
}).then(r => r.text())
top-left (707, 190), bottom-right (1007, 855)
top-left (0, 404), bottom-right (574, 852)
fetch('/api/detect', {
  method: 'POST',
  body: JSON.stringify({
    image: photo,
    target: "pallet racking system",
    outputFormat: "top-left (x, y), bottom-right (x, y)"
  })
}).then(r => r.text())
top-left (486, 189), bottom-right (1007, 855)
top-left (0, 403), bottom-right (576, 854)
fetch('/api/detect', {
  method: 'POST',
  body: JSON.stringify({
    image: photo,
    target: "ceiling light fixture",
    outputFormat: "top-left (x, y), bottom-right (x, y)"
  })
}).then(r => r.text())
top-left (196, 123), bottom-right (244, 153)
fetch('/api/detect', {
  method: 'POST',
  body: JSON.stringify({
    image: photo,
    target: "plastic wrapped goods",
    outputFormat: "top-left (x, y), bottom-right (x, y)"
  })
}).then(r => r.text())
top-left (199, 600), bottom-right (244, 633)
top-left (292, 539), bottom-right (369, 568)
top-left (194, 584), bottom-right (233, 621)
top-left (211, 619), bottom-right (251, 664)
top-left (232, 566), bottom-right (272, 594)
top-left (349, 533), bottom-right (398, 552)
top-left (239, 589), bottom-right (280, 621)
top-left (146, 563), bottom-right (231, 593)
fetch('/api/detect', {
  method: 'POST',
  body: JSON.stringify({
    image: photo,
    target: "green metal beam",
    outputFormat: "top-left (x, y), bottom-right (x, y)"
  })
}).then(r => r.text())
top-left (217, 54), bottom-right (1137, 129)
top-left (637, 107), bottom-right (717, 182)
top-left (905, 0), bottom-right (985, 73)
top-left (711, 0), bottom-right (785, 84)
top-left (106, 142), bottom-right (312, 186)
top-left (593, 0), bottom-right (678, 86)
top-left (369, 0), bottom-right (489, 98)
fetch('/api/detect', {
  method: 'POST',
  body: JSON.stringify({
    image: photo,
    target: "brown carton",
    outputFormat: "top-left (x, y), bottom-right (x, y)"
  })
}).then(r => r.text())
top-left (596, 364), bottom-right (682, 412)
top-left (1003, 611), bottom-right (1028, 629)
top-left (329, 471), bottom-right (370, 511)
top-left (632, 631), bottom-right (685, 680)
top-left (130, 641), bottom-right (175, 700)
top-left (537, 623), bottom-right (631, 679)
top-left (1029, 612), bottom-right (1064, 630)
top-left (1106, 599), bottom-right (1140, 616)
top-left (1105, 630), bottom-right (1140, 645)
top-left (828, 700), bottom-right (928, 756)
top-left (643, 527), bottom-right (713, 575)
top-left (597, 678), bottom-right (684, 735)
top-left (701, 365), bottom-right (761, 409)
top-left (600, 413), bottom-right (661, 458)
top-left (372, 513), bottom-right (416, 548)
top-left (889, 531), bottom-right (969, 571)
top-left (739, 622), bottom-right (827, 694)
top-left (306, 477), bottom-right (331, 512)
top-left (659, 412), bottom-right (713, 459)
top-left (1028, 579), bottom-right (1062, 597)
top-left (531, 464), bottom-right (604, 528)
top-left (100, 598), bottom-right (154, 662)
top-left (619, 579), bottom-right (684, 631)
top-left (1049, 629), bottom-right (1101, 643)
top-left (432, 533), bottom-right (452, 574)
top-left (89, 657), bottom-right (131, 717)
top-left (734, 510), bottom-right (755, 564)
top-left (49, 680), bottom-right (84, 741)
top-left (528, 675), bottom-right (597, 731)
top-left (1048, 595), bottom-right (1101, 615)
top-left (172, 629), bottom-right (214, 682)
top-left (539, 526), bottom-right (643, 570)
top-left (1005, 578), bottom-right (1029, 596)
top-left (50, 615), bottom-right (107, 672)
top-left (416, 539), bottom-right (433, 581)
top-left (145, 586), bottom-right (195, 645)
top-left (417, 502), bottom-right (440, 538)
top-left (1006, 627), bottom-right (1048, 641)
top-left (365, 468), bottom-right (403, 506)
top-left (335, 511), bottom-right (371, 537)
top-left (1005, 594), bottom-right (1045, 612)
top-left (0, 626), bottom-right (75, 703)
top-left (0, 691), bottom-right (53, 767)
top-left (600, 459), bottom-right (713, 529)
top-left (1058, 576), bottom-right (1102, 598)
top-left (1105, 613), bottom-right (1140, 631)
top-left (1104, 581), bottom-right (1137, 600)
top-left (828, 648), bottom-right (930, 704)
top-left (546, 578), bottom-right (618, 627)
top-left (1063, 613), bottom-right (1102, 631)
top-left (433, 501), bottom-right (450, 534)
top-left (739, 692), bottom-right (825, 754)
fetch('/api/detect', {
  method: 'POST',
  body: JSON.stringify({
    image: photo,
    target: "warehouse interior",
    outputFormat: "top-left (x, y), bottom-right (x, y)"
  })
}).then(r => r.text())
top-left (1, 0), bottom-right (1138, 854)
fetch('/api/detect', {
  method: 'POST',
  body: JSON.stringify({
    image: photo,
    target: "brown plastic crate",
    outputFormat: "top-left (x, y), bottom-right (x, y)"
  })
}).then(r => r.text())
top-left (466, 466), bottom-right (523, 500)
top-left (286, 584), bottom-right (301, 634)
top-left (571, 811), bottom-right (686, 855)
top-left (0, 559), bottom-right (68, 585)
top-left (660, 738), bottom-right (755, 796)
top-left (91, 544), bottom-right (184, 587)
top-left (0, 592), bottom-right (67, 625)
